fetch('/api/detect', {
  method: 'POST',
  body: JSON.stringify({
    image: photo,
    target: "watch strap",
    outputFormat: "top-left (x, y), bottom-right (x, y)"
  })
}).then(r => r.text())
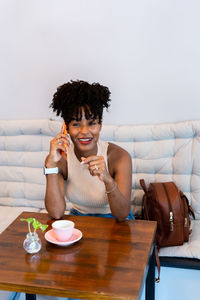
top-left (43, 167), bottom-right (59, 175)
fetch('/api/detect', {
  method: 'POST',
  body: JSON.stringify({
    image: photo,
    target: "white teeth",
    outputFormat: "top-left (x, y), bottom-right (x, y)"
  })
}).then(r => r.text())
top-left (79, 138), bottom-right (91, 141)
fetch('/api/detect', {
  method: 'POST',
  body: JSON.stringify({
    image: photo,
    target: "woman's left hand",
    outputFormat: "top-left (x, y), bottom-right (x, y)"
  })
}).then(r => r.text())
top-left (81, 156), bottom-right (111, 183)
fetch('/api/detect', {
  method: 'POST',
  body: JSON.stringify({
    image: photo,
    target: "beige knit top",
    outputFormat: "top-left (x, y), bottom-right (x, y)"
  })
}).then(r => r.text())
top-left (65, 140), bottom-right (111, 214)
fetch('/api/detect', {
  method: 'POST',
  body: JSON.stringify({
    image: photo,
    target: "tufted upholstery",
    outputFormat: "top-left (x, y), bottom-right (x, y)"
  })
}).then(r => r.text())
top-left (100, 121), bottom-right (200, 219)
top-left (0, 119), bottom-right (59, 210)
top-left (0, 119), bottom-right (200, 259)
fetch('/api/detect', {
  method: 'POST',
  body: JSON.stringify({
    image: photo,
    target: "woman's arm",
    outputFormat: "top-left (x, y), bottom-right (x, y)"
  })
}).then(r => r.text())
top-left (44, 132), bottom-right (69, 219)
top-left (44, 158), bottom-right (67, 219)
top-left (81, 143), bottom-right (132, 222)
top-left (105, 143), bottom-right (132, 221)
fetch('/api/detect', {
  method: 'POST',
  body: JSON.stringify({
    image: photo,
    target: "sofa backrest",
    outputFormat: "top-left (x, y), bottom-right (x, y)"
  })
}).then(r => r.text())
top-left (0, 120), bottom-right (60, 210)
top-left (0, 119), bottom-right (199, 219)
top-left (100, 120), bottom-right (200, 219)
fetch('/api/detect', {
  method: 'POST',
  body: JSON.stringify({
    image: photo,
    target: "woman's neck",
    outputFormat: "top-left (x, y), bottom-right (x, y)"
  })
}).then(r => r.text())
top-left (73, 144), bottom-right (98, 162)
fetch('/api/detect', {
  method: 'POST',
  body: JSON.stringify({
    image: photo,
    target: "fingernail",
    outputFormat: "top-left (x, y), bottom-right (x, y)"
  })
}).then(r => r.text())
top-left (80, 161), bottom-right (85, 165)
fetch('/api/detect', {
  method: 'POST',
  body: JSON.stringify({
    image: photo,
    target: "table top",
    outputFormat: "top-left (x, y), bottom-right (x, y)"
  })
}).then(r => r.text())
top-left (0, 212), bottom-right (156, 299)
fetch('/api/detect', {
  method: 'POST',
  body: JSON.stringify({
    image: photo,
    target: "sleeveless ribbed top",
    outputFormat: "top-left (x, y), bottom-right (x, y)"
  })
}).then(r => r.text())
top-left (65, 140), bottom-right (111, 214)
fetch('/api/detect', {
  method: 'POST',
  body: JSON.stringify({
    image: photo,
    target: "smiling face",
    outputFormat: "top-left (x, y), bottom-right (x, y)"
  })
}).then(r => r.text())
top-left (68, 108), bottom-right (102, 160)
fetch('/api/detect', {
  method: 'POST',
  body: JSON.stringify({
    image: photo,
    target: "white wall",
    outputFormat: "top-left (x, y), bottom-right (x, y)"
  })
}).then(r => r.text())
top-left (0, 0), bottom-right (200, 125)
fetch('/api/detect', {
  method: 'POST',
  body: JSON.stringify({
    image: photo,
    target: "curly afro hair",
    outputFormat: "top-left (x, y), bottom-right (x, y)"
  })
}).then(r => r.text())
top-left (50, 80), bottom-right (111, 126)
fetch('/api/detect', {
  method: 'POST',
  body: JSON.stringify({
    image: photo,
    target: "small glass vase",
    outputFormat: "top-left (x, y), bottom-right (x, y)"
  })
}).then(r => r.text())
top-left (23, 232), bottom-right (42, 254)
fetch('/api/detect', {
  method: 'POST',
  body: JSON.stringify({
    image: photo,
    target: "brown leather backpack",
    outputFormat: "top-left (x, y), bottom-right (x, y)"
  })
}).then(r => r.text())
top-left (140, 179), bottom-right (195, 282)
top-left (140, 179), bottom-right (195, 248)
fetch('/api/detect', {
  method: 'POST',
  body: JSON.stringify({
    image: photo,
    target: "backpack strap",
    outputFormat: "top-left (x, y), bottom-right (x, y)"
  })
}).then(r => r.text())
top-left (140, 179), bottom-right (149, 219)
top-left (140, 179), bottom-right (148, 194)
top-left (155, 246), bottom-right (160, 283)
top-left (180, 191), bottom-right (195, 220)
top-left (189, 205), bottom-right (195, 220)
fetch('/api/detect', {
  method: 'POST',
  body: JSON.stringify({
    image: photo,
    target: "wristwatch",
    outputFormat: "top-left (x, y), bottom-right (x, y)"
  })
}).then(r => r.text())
top-left (43, 167), bottom-right (59, 175)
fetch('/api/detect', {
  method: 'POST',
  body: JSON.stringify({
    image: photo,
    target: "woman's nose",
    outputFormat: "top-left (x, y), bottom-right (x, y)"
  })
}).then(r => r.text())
top-left (80, 125), bottom-right (89, 134)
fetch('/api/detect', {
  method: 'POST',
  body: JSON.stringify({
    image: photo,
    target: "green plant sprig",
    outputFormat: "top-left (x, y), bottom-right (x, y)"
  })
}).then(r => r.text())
top-left (20, 218), bottom-right (48, 234)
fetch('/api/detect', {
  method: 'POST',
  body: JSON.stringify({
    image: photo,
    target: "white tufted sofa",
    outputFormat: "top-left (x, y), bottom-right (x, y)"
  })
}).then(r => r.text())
top-left (0, 119), bottom-right (200, 261)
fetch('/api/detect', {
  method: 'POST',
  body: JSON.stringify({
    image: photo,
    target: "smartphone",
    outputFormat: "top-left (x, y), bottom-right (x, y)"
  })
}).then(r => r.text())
top-left (61, 122), bottom-right (67, 135)
top-left (60, 122), bottom-right (68, 156)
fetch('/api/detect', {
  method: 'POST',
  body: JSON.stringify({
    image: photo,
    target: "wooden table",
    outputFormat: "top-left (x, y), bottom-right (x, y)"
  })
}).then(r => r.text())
top-left (0, 212), bottom-right (156, 300)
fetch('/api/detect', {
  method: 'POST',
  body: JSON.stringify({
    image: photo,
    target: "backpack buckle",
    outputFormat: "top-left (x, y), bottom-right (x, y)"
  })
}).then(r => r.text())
top-left (184, 217), bottom-right (188, 227)
top-left (169, 211), bottom-right (174, 231)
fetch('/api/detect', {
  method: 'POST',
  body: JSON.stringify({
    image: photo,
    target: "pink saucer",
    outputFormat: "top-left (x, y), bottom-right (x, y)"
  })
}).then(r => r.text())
top-left (45, 228), bottom-right (82, 246)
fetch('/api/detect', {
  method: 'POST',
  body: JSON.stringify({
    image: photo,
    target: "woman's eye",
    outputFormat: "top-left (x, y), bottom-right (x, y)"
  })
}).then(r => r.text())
top-left (89, 121), bottom-right (97, 126)
top-left (72, 123), bottom-right (80, 127)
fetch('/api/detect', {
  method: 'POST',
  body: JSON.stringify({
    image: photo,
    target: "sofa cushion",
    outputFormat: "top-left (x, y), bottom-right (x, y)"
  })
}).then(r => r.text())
top-left (159, 220), bottom-right (200, 259)
top-left (0, 119), bottom-right (61, 210)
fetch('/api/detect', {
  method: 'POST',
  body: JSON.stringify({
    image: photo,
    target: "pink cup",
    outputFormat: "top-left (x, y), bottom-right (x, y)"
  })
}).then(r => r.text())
top-left (52, 220), bottom-right (74, 242)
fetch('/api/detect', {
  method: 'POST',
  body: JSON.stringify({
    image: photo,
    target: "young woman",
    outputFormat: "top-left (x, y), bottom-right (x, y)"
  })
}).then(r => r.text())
top-left (45, 80), bottom-right (134, 222)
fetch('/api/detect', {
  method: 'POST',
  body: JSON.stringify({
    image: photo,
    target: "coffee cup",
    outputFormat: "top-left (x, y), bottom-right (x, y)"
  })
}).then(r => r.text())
top-left (52, 220), bottom-right (74, 242)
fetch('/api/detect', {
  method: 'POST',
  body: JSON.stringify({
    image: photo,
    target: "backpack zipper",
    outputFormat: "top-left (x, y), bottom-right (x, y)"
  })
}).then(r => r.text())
top-left (163, 183), bottom-right (174, 231)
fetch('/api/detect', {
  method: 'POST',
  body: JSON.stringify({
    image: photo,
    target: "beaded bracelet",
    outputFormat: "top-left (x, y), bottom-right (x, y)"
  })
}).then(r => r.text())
top-left (105, 182), bottom-right (117, 194)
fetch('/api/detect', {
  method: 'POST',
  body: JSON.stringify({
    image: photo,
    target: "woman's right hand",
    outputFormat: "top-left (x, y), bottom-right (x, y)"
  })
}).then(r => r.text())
top-left (45, 133), bottom-right (70, 167)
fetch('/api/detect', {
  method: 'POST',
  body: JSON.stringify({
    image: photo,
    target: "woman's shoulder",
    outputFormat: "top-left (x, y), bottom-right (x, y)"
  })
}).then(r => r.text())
top-left (107, 142), bottom-right (131, 162)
